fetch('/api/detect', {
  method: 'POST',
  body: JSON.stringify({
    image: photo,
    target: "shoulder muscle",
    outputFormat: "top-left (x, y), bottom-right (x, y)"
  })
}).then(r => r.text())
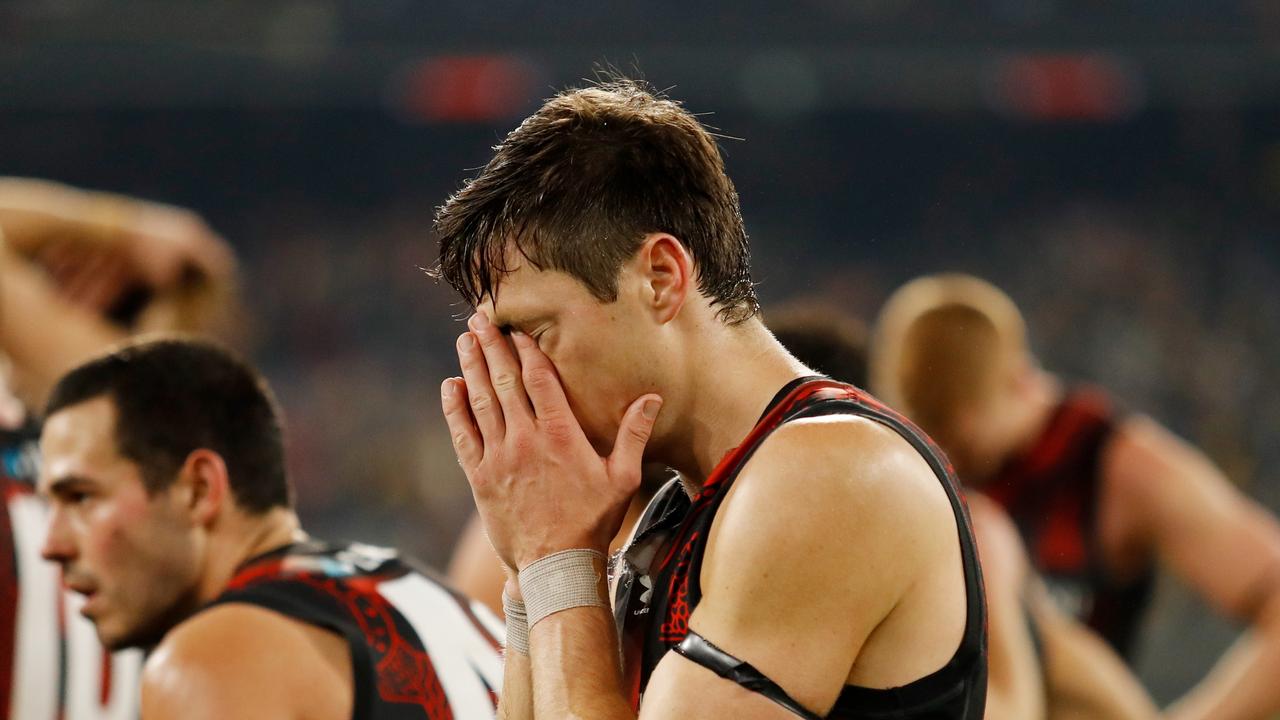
top-left (142, 603), bottom-right (353, 720)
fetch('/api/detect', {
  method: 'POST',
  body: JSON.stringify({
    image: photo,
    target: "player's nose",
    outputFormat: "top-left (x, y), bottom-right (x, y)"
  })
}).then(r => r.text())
top-left (40, 510), bottom-right (76, 564)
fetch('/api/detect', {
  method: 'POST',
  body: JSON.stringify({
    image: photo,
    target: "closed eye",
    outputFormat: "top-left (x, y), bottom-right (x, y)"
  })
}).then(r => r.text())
top-left (45, 478), bottom-right (97, 507)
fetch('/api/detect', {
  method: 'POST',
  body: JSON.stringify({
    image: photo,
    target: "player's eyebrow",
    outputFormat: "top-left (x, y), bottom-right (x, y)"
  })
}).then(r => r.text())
top-left (40, 475), bottom-right (97, 499)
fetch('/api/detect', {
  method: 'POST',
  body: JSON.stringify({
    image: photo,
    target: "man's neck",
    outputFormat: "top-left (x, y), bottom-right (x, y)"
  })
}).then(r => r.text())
top-left (658, 319), bottom-right (810, 488)
top-left (194, 507), bottom-right (307, 606)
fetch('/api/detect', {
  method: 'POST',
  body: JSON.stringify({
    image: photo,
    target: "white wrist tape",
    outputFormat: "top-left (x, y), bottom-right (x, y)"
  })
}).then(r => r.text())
top-left (519, 549), bottom-right (609, 629)
top-left (502, 589), bottom-right (529, 655)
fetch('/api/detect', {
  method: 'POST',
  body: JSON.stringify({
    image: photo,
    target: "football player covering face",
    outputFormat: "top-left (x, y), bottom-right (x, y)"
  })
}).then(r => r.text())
top-left (436, 80), bottom-right (986, 720)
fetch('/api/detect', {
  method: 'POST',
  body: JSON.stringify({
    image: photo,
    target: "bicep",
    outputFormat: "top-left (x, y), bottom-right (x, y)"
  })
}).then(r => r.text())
top-left (669, 422), bottom-right (934, 715)
top-left (1111, 419), bottom-right (1280, 618)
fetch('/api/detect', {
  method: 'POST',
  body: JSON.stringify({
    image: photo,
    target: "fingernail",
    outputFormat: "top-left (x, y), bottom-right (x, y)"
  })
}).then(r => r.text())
top-left (457, 333), bottom-right (475, 351)
top-left (643, 399), bottom-right (662, 419)
top-left (441, 379), bottom-right (455, 398)
top-left (470, 313), bottom-right (491, 330)
top-left (511, 330), bottom-right (530, 345)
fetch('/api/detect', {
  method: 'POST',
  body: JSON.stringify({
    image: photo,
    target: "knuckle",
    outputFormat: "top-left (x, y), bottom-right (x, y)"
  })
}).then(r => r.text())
top-left (492, 371), bottom-right (520, 394)
top-left (469, 392), bottom-right (493, 413)
top-left (627, 424), bottom-right (652, 444)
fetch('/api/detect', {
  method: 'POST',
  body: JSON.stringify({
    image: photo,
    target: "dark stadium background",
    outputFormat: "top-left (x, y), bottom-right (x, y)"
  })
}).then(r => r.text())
top-left (3, 0), bottom-right (1278, 704)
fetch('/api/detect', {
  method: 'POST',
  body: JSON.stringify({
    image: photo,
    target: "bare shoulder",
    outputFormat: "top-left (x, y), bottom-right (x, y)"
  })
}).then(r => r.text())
top-left (1107, 414), bottom-right (1215, 481)
top-left (739, 414), bottom-right (956, 532)
top-left (143, 603), bottom-right (352, 720)
top-left (704, 414), bottom-right (957, 603)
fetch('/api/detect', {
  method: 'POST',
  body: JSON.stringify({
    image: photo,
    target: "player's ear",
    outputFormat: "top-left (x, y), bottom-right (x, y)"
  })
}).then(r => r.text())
top-left (173, 448), bottom-right (230, 526)
top-left (636, 233), bottom-right (691, 324)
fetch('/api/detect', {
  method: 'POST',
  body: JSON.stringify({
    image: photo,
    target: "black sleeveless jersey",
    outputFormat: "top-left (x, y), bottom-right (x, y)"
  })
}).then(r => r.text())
top-left (208, 541), bottom-right (503, 720)
top-left (614, 377), bottom-right (988, 719)
top-left (984, 387), bottom-right (1153, 658)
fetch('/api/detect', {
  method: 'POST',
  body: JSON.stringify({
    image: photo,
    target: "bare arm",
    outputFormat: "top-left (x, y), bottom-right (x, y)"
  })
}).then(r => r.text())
top-left (1031, 581), bottom-right (1158, 720)
top-left (491, 575), bottom-right (535, 720)
top-left (0, 177), bottom-right (235, 289)
top-left (0, 177), bottom-right (240, 344)
top-left (968, 494), bottom-right (1048, 720)
top-left (523, 419), bottom-right (920, 720)
top-left (0, 241), bottom-right (126, 408)
top-left (0, 177), bottom-right (120, 253)
top-left (141, 604), bottom-right (352, 720)
top-left (971, 492), bottom-right (1158, 720)
top-left (1105, 417), bottom-right (1280, 720)
top-left (640, 418), bottom-right (961, 718)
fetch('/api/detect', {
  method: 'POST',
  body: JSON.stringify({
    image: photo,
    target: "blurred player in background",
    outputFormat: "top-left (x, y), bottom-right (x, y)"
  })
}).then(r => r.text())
top-left (0, 178), bottom-right (239, 720)
top-left (0, 177), bottom-right (240, 409)
top-left (39, 338), bottom-right (503, 720)
top-left (770, 300), bottom-right (1156, 719)
top-left (872, 273), bottom-right (1280, 720)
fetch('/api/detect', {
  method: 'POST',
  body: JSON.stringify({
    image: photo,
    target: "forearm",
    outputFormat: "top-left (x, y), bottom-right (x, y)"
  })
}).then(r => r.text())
top-left (1165, 599), bottom-right (1280, 720)
top-left (0, 245), bottom-right (124, 407)
top-left (498, 650), bottom-right (535, 720)
top-left (529, 603), bottom-right (634, 720)
top-left (0, 177), bottom-right (125, 251)
top-left (1041, 617), bottom-right (1157, 720)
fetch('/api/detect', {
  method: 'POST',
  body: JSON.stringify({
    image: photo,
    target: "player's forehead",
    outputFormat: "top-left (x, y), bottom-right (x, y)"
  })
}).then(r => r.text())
top-left (479, 261), bottom-right (597, 327)
top-left (38, 396), bottom-right (125, 488)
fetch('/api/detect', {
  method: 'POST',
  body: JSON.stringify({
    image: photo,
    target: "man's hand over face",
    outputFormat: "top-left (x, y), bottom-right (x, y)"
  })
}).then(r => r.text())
top-left (440, 312), bottom-right (662, 571)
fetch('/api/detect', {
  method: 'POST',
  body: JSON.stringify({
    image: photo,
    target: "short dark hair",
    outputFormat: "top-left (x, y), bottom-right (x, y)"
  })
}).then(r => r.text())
top-left (768, 302), bottom-right (868, 387)
top-left (44, 337), bottom-right (291, 513)
top-left (433, 77), bottom-right (758, 324)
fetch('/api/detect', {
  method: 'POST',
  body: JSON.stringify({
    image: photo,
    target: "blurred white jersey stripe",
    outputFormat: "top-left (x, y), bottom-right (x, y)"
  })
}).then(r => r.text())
top-left (5, 491), bottom-right (142, 720)
top-left (379, 574), bottom-right (504, 716)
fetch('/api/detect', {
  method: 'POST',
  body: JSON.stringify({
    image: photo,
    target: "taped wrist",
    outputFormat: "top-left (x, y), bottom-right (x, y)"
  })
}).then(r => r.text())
top-left (519, 549), bottom-right (608, 629)
top-left (502, 589), bottom-right (529, 654)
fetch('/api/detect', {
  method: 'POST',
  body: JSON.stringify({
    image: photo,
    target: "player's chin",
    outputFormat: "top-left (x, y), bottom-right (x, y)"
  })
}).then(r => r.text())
top-left (96, 615), bottom-right (161, 652)
top-left (93, 621), bottom-right (131, 652)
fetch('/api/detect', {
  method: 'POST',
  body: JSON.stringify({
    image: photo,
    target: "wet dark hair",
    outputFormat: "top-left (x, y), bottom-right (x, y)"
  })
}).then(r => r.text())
top-left (44, 336), bottom-right (291, 513)
top-left (433, 77), bottom-right (758, 324)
